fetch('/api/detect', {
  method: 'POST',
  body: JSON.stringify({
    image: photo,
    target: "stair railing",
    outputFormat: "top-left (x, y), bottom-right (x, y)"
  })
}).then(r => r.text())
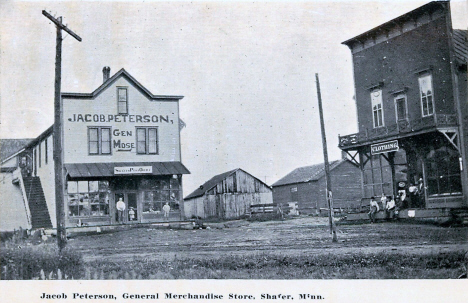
top-left (15, 168), bottom-right (32, 229)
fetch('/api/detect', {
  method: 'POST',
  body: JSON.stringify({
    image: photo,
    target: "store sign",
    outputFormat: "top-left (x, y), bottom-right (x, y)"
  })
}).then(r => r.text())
top-left (371, 140), bottom-right (399, 155)
top-left (114, 166), bottom-right (152, 175)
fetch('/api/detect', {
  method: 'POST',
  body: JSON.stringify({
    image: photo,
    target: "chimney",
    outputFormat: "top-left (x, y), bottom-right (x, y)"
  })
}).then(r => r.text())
top-left (102, 66), bottom-right (110, 82)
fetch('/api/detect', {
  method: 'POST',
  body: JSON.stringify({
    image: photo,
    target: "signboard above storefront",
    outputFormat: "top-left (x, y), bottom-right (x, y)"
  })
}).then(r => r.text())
top-left (114, 166), bottom-right (153, 175)
top-left (371, 140), bottom-right (399, 155)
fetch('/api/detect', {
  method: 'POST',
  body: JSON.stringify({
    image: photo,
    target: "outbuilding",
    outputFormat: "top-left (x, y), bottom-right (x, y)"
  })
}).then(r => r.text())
top-left (183, 168), bottom-right (273, 219)
top-left (271, 158), bottom-right (362, 215)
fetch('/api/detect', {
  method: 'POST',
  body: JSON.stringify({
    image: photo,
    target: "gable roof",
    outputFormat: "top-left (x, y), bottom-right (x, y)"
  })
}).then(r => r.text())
top-left (184, 168), bottom-right (270, 200)
top-left (185, 169), bottom-right (239, 200)
top-left (453, 29), bottom-right (467, 65)
top-left (61, 68), bottom-right (184, 101)
top-left (272, 159), bottom-right (352, 187)
top-left (0, 139), bottom-right (34, 162)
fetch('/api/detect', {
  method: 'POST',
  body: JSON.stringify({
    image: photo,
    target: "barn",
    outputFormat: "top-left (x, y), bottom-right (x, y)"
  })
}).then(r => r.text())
top-left (183, 168), bottom-right (273, 219)
top-left (271, 158), bottom-right (362, 215)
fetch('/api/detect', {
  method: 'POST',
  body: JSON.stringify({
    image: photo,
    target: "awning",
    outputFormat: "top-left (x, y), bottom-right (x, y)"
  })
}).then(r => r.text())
top-left (65, 162), bottom-right (190, 178)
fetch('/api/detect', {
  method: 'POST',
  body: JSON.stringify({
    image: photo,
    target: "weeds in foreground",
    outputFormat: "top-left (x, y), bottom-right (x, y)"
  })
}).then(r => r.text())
top-left (0, 245), bottom-right (84, 280)
top-left (1, 241), bottom-right (466, 279)
top-left (84, 250), bottom-right (467, 279)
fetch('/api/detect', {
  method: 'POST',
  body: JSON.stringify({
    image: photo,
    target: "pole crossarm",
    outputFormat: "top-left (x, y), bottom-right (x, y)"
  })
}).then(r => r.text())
top-left (42, 10), bottom-right (82, 42)
top-left (42, 9), bottom-right (81, 251)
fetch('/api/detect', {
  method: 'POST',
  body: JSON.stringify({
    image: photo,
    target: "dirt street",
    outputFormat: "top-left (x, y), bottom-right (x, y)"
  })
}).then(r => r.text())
top-left (67, 217), bottom-right (468, 262)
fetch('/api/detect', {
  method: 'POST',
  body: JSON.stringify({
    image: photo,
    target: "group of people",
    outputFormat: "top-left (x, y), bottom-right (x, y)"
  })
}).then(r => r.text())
top-left (368, 194), bottom-right (397, 223)
top-left (116, 197), bottom-right (171, 223)
top-left (368, 178), bottom-right (426, 223)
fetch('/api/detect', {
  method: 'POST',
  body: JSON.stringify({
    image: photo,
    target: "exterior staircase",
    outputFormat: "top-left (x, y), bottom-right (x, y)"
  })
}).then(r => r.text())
top-left (23, 177), bottom-right (53, 229)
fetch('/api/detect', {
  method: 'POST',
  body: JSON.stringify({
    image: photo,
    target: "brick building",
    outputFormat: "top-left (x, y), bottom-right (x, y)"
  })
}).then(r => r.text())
top-left (338, 1), bottom-right (467, 212)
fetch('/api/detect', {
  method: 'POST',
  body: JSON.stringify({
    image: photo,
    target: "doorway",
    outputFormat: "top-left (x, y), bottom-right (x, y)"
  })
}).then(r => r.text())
top-left (114, 192), bottom-right (139, 223)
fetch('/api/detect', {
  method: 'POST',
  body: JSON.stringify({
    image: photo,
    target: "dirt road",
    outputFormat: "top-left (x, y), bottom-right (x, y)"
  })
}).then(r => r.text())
top-left (68, 217), bottom-right (468, 262)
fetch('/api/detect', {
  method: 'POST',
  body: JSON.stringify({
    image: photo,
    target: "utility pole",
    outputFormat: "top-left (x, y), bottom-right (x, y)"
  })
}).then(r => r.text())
top-left (42, 10), bottom-right (82, 251)
top-left (315, 73), bottom-right (337, 243)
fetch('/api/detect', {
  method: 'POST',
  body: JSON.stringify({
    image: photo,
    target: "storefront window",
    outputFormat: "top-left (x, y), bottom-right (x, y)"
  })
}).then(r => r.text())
top-left (68, 180), bottom-right (110, 217)
top-left (362, 153), bottom-right (392, 197)
top-left (425, 146), bottom-right (462, 196)
top-left (141, 177), bottom-right (180, 213)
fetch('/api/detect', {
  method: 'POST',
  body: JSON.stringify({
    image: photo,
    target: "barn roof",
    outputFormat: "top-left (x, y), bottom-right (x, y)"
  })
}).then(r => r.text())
top-left (0, 139), bottom-right (34, 162)
top-left (453, 29), bottom-right (467, 65)
top-left (271, 159), bottom-right (350, 187)
top-left (185, 169), bottom-right (239, 200)
top-left (185, 168), bottom-right (270, 200)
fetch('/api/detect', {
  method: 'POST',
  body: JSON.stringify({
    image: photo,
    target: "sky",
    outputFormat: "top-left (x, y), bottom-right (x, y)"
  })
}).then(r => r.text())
top-left (1, 0), bottom-right (467, 195)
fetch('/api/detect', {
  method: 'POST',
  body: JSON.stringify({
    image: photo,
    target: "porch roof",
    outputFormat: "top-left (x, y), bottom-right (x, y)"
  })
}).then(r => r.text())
top-left (65, 162), bottom-right (190, 178)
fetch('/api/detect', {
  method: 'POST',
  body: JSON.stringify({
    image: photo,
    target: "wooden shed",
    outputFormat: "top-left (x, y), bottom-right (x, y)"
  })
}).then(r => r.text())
top-left (183, 168), bottom-right (272, 219)
top-left (272, 159), bottom-right (362, 215)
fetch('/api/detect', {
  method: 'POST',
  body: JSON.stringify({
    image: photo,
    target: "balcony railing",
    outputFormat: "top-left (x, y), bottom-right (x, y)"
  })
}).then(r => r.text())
top-left (338, 114), bottom-right (458, 148)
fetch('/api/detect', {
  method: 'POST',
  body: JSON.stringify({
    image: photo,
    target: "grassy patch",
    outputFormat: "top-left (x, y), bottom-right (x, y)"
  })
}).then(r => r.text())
top-left (0, 244), bottom-right (84, 280)
top-left (84, 250), bottom-right (467, 279)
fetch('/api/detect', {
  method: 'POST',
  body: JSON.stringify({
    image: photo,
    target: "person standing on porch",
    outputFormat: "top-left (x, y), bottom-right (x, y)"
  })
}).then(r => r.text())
top-left (417, 178), bottom-right (426, 208)
top-left (380, 194), bottom-right (388, 211)
top-left (408, 183), bottom-right (418, 208)
top-left (128, 207), bottom-right (135, 221)
top-left (163, 202), bottom-right (171, 221)
top-left (368, 197), bottom-right (379, 223)
top-left (397, 182), bottom-right (407, 209)
top-left (385, 196), bottom-right (396, 220)
top-left (116, 198), bottom-right (125, 223)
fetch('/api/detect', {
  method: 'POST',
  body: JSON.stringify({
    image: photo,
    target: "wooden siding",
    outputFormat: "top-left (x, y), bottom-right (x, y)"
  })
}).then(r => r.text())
top-left (0, 172), bottom-right (31, 231)
top-left (207, 170), bottom-right (271, 195)
top-left (184, 197), bottom-right (205, 218)
top-left (272, 161), bottom-right (362, 214)
top-left (185, 193), bottom-right (272, 219)
top-left (184, 170), bottom-right (273, 219)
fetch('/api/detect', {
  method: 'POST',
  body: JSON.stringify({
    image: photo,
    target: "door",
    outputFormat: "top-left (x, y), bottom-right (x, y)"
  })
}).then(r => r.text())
top-left (114, 192), bottom-right (139, 223)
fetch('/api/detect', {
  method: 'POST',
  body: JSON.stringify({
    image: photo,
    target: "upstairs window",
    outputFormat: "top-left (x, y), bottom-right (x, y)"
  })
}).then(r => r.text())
top-left (117, 87), bottom-right (128, 114)
top-left (419, 75), bottom-right (434, 117)
top-left (394, 94), bottom-right (408, 121)
top-left (88, 127), bottom-right (111, 155)
top-left (136, 127), bottom-right (158, 155)
top-left (371, 89), bottom-right (384, 128)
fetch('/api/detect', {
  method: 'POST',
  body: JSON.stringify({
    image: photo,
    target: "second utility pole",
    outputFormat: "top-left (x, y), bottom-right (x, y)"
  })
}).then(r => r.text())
top-left (42, 10), bottom-right (82, 251)
top-left (315, 73), bottom-right (338, 243)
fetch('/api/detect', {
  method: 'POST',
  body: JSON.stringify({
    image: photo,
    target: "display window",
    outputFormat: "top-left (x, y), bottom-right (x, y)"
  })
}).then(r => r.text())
top-left (425, 145), bottom-right (462, 196)
top-left (140, 177), bottom-right (180, 213)
top-left (67, 180), bottom-right (110, 217)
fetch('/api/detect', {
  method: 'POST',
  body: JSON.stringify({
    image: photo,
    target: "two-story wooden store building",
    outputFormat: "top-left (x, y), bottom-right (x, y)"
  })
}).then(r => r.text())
top-left (0, 67), bottom-right (190, 230)
top-left (338, 1), bottom-right (467, 214)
